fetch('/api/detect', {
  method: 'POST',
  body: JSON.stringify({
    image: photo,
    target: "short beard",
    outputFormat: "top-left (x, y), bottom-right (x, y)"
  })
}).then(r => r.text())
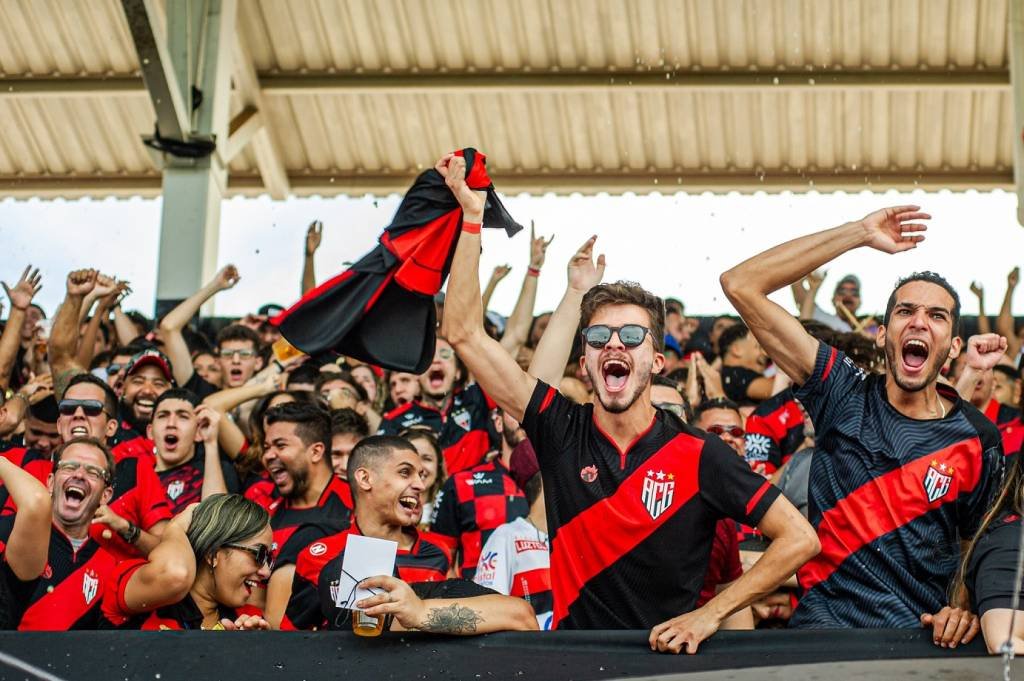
top-left (884, 337), bottom-right (949, 393)
top-left (283, 464), bottom-right (310, 500)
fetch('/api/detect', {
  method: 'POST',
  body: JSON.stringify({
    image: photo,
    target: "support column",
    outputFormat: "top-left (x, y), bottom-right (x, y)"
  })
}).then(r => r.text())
top-left (1012, 0), bottom-right (1024, 226)
top-left (122, 0), bottom-right (237, 318)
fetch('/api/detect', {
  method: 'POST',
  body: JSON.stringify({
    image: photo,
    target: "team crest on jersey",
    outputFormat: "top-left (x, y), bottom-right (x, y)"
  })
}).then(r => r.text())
top-left (82, 569), bottom-right (99, 604)
top-left (744, 433), bottom-right (772, 462)
top-left (329, 579), bottom-right (341, 605)
top-left (309, 542), bottom-right (327, 557)
top-left (452, 408), bottom-right (472, 432)
top-left (924, 460), bottom-right (954, 503)
top-left (580, 465), bottom-right (598, 483)
top-left (166, 480), bottom-right (185, 501)
top-left (640, 469), bottom-right (675, 520)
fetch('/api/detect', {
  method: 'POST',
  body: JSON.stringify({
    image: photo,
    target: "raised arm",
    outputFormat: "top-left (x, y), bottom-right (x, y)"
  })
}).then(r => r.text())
top-left (527, 236), bottom-right (605, 388)
top-left (720, 206), bottom-right (929, 384)
top-left (480, 264), bottom-right (510, 312)
top-left (49, 269), bottom-right (97, 397)
top-left (971, 282), bottom-right (991, 335)
top-left (499, 223), bottom-right (551, 356)
top-left (158, 265), bottom-right (240, 386)
top-left (119, 521), bottom-right (196, 614)
top-left (195, 406), bottom-right (228, 500)
top-left (75, 277), bottom-right (125, 370)
top-left (797, 272), bottom-right (824, 321)
top-left (996, 267), bottom-right (1020, 359)
top-left (301, 221), bottom-right (322, 295)
top-left (438, 154), bottom-right (535, 422)
top-left (955, 334), bottom-right (1008, 398)
top-left (0, 266), bottom-right (42, 389)
top-left (0, 457), bottom-right (51, 580)
top-left (112, 304), bottom-right (138, 345)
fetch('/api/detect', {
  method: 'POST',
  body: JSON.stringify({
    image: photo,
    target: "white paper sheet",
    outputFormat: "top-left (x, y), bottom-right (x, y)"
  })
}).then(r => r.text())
top-left (334, 535), bottom-right (399, 610)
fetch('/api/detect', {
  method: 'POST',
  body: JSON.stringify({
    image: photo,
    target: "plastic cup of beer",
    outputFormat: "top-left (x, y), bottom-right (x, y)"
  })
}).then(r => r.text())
top-left (352, 609), bottom-right (384, 637)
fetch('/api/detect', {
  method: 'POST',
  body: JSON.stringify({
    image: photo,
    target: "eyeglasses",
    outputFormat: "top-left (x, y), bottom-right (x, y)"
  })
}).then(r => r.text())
top-left (58, 399), bottom-right (106, 417)
top-left (654, 403), bottom-right (685, 418)
top-left (435, 347), bottom-right (454, 361)
top-left (221, 349), bottom-right (257, 360)
top-left (706, 425), bottom-right (745, 438)
top-left (223, 542), bottom-right (274, 570)
top-left (55, 460), bottom-right (109, 483)
top-left (581, 325), bottom-right (651, 349)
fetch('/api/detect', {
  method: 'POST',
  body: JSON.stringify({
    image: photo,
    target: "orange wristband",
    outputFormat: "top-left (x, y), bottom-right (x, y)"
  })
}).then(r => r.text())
top-left (462, 221), bottom-right (481, 234)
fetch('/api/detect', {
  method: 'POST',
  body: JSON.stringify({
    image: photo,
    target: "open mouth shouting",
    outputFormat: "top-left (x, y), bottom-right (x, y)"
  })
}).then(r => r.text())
top-left (900, 338), bottom-right (930, 376)
top-left (228, 368), bottom-right (245, 384)
top-left (162, 432), bottom-right (180, 452)
top-left (426, 368), bottom-right (446, 392)
top-left (397, 494), bottom-right (421, 522)
top-left (63, 481), bottom-right (88, 512)
top-left (601, 358), bottom-right (631, 394)
top-left (266, 463), bottom-right (291, 490)
top-left (69, 424), bottom-right (91, 438)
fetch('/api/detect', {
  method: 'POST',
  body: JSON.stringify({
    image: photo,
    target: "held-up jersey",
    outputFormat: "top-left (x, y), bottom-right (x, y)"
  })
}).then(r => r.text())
top-left (283, 522), bottom-right (450, 630)
top-left (268, 476), bottom-right (352, 567)
top-left (473, 516), bottom-right (552, 629)
top-left (522, 381), bottom-right (780, 630)
top-left (0, 518), bottom-right (115, 630)
top-left (791, 342), bottom-right (1003, 628)
top-left (429, 459), bottom-right (528, 579)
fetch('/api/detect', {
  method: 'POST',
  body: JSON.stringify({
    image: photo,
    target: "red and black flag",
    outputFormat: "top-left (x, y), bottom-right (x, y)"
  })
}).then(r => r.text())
top-left (272, 148), bottom-right (522, 373)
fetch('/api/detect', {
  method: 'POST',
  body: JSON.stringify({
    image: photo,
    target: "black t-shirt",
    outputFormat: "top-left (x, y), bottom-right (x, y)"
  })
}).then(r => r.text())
top-left (156, 443), bottom-right (241, 514)
top-left (791, 342), bottom-right (1004, 628)
top-left (721, 366), bottom-right (763, 403)
top-left (968, 513), bottom-right (1024, 616)
top-left (522, 381), bottom-right (779, 630)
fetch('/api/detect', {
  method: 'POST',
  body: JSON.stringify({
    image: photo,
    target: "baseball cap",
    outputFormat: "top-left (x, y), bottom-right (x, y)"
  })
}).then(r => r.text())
top-left (835, 275), bottom-right (861, 294)
top-left (508, 439), bottom-right (540, 490)
top-left (124, 349), bottom-right (175, 385)
top-left (663, 334), bottom-right (683, 356)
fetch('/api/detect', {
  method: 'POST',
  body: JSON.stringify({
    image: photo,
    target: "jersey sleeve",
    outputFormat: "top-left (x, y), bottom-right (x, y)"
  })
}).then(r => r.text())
top-left (793, 342), bottom-right (866, 438)
top-left (473, 524), bottom-right (513, 595)
top-left (276, 525), bottom-right (330, 568)
top-left (968, 519), bottom-right (1022, 616)
top-left (958, 413), bottom-right (1006, 537)
top-left (698, 436), bottom-right (781, 527)
top-left (100, 558), bottom-right (148, 627)
top-left (427, 476), bottom-right (460, 554)
top-left (521, 381), bottom-right (578, 468)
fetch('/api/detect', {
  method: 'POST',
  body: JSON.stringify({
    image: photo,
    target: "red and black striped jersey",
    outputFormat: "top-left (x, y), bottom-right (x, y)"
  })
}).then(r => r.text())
top-left (378, 385), bottom-right (500, 475)
top-left (522, 381), bottom-right (779, 630)
top-left (0, 517), bottom-right (116, 630)
top-left (744, 388), bottom-right (806, 475)
top-left (282, 521), bottom-right (450, 630)
top-left (87, 450), bottom-right (173, 560)
top-left (156, 444), bottom-right (241, 514)
top-left (429, 458), bottom-right (528, 579)
top-left (101, 558), bottom-right (237, 630)
top-left (268, 476), bottom-right (352, 567)
top-left (791, 342), bottom-right (1004, 628)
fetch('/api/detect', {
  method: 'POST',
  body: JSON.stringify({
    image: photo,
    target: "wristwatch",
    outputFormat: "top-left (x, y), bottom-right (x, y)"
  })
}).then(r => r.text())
top-left (119, 522), bottom-right (141, 545)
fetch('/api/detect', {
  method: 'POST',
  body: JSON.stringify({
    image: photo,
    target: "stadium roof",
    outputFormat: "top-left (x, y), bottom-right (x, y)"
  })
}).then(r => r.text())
top-left (0, 0), bottom-right (1015, 199)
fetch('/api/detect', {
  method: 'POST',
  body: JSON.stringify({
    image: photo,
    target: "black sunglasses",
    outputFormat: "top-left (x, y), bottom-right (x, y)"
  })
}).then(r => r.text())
top-left (223, 542), bottom-right (274, 570)
top-left (58, 399), bottom-right (106, 417)
top-left (581, 324), bottom-right (651, 349)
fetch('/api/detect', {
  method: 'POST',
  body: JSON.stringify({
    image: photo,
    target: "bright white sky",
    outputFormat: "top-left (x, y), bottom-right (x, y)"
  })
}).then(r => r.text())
top-left (1, 188), bottom-right (1022, 321)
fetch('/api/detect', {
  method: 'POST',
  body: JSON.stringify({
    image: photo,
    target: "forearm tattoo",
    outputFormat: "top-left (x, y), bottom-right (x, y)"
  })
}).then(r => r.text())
top-left (419, 604), bottom-right (483, 634)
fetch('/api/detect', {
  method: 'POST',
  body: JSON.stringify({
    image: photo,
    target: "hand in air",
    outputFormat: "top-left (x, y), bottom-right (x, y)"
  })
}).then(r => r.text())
top-left (3, 265), bottom-right (42, 311)
top-left (859, 205), bottom-right (930, 254)
top-left (963, 333), bottom-right (1008, 372)
top-left (567, 236), bottom-right (606, 295)
top-left (435, 154), bottom-right (486, 222)
top-left (214, 265), bottom-right (241, 291)
top-left (66, 269), bottom-right (98, 297)
top-left (306, 220), bottom-right (323, 256)
top-left (529, 221), bottom-right (554, 269)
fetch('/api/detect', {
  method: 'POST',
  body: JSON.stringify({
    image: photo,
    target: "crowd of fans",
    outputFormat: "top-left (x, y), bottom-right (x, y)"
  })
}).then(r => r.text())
top-left (1, 153), bottom-right (1024, 658)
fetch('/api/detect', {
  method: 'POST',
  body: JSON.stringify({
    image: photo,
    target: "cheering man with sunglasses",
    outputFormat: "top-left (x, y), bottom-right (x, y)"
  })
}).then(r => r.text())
top-left (438, 152), bottom-right (818, 653)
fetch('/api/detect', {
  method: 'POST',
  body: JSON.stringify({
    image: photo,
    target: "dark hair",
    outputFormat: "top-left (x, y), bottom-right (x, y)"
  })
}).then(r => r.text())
top-left (152, 388), bottom-right (201, 414)
top-left (28, 395), bottom-right (59, 424)
top-left (126, 311), bottom-right (151, 333)
top-left (330, 408), bottom-right (370, 439)
top-left (264, 401), bottom-right (331, 454)
top-left (664, 298), bottom-right (684, 316)
top-left (89, 350), bottom-right (114, 371)
top-left (346, 435), bottom-right (418, 499)
top-left (693, 397), bottom-right (740, 422)
top-left (832, 332), bottom-right (884, 374)
top-left (234, 390), bottom-right (320, 480)
top-left (883, 272), bottom-right (961, 335)
top-left (523, 472), bottom-right (544, 507)
top-left (52, 436), bottom-right (115, 484)
top-left (316, 371), bottom-right (368, 403)
top-left (716, 323), bottom-right (750, 359)
top-left (579, 281), bottom-right (665, 353)
top-left (286, 363), bottom-right (321, 388)
top-left (64, 373), bottom-right (118, 417)
top-left (800, 320), bottom-right (838, 346)
top-left (215, 324), bottom-right (261, 351)
top-left (993, 365), bottom-right (1018, 383)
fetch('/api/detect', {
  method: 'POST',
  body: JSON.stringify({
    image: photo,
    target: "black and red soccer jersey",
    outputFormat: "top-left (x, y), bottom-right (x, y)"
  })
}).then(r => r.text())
top-left (522, 381), bottom-right (779, 630)
top-left (0, 517), bottom-right (116, 630)
top-left (101, 558), bottom-right (237, 629)
top-left (377, 401), bottom-right (445, 436)
top-left (109, 419), bottom-right (155, 462)
top-left (282, 522), bottom-right (450, 630)
top-left (984, 398), bottom-right (1020, 428)
top-left (156, 444), bottom-right (241, 515)
top-left (429, 458), bottom-right (528, 579)
top-left (268, 476), bottom-right (352, 567)
top-left (87, 450), bottom-right (173, 560)
top-left (790, 342), bottom-right (1003, 628)
top-left (744, 388), bottom-right (805, 475)
top-left (0, 443), bottom-right (50, 513)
